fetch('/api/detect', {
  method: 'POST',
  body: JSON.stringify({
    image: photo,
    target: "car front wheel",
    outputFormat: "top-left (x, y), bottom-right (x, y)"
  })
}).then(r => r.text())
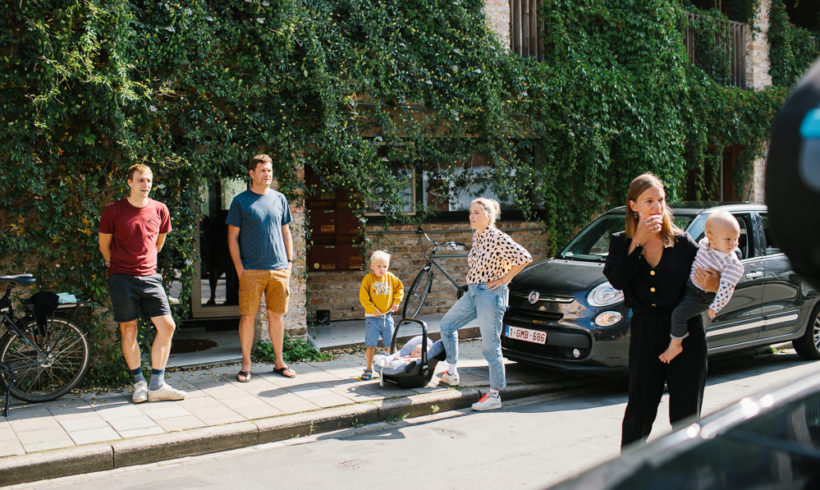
top-left (793, 303), bottom-right (820, 359)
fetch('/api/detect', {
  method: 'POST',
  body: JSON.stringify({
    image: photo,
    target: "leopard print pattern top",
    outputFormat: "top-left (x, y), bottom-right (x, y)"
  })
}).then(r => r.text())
top-left (466, 226), bottom-right (532, 284)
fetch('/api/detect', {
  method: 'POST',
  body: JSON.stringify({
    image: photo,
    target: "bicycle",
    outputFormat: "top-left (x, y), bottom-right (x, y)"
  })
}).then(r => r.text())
top-left (0, 274), bottom-right (92, 415)
top-left (402, 227), bottom-right (469, 319)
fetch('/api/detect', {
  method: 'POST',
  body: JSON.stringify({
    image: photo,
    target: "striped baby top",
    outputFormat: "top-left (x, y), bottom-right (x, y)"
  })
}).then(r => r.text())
top-left (690, 237), bottom-right (745, 313)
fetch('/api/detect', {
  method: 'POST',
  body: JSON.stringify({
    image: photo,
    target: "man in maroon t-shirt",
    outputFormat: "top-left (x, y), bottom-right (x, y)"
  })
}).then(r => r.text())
top-left (98, 164), bottom-right (186, 403)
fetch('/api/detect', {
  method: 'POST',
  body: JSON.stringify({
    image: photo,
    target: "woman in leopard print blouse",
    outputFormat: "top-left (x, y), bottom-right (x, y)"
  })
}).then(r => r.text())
top-left (438, 198), bottom-right (532, 411)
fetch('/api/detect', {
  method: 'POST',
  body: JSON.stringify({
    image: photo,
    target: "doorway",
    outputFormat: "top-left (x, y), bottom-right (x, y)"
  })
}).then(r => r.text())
top-left (191, 178), bottom-right (247, 318)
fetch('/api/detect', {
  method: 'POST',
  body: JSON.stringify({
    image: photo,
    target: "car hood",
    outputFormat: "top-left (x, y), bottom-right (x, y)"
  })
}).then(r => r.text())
top-left (513, 258), bottom-right (607, 293)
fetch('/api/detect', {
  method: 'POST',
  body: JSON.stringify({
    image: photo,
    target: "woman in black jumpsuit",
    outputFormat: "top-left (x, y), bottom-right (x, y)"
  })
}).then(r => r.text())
top-left (604, 174), bottom-right (719, 448)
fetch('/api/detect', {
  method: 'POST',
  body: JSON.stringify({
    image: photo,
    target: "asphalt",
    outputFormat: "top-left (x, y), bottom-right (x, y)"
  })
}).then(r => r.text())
top-left (0, 337), bottom-right (590, 486)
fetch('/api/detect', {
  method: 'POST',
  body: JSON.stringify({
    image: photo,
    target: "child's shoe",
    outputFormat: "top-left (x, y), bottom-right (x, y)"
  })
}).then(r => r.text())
top-left (360, 369), bottom-right (373, 381)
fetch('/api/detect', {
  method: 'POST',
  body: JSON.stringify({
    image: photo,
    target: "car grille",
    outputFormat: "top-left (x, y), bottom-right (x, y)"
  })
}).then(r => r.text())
top-left (508, 289), bottom-right (573, 321)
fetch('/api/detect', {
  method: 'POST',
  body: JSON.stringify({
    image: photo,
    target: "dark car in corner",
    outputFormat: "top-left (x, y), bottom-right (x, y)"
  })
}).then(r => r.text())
top-left (549, 365), bottom-right (820, 489)
top-left (501, 203), bottom-right (820, 371)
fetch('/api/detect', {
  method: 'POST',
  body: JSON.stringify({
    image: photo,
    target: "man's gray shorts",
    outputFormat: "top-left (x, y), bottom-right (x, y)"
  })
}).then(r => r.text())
top-left (108, 273), bottom-right (172, 323)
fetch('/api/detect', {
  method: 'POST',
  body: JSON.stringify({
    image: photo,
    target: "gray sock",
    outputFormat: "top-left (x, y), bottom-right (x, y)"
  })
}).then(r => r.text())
top-left (131, 367), bottom-right (146, 384)
top-left (149, 368), bottom-right (164, 390)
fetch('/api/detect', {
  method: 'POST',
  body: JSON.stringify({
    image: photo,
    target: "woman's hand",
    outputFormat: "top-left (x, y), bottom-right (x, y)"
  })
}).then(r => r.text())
top-left (632, 214), bottom-right (663, 247)
top-left (694, 267), bottom-right (720, 293)
top-left (487, 263), bottom-right (530, 290)
top-left (487, 277), bottom-right (508, 290)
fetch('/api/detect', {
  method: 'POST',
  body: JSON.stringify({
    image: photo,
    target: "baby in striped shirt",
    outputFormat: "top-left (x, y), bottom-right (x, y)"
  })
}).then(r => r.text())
top-left (659, 211), bottom-right (744, 364)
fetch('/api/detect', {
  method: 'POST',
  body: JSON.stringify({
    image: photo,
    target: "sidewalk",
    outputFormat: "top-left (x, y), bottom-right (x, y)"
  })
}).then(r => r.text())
top-left (0, 338), bottom-right (583, 486)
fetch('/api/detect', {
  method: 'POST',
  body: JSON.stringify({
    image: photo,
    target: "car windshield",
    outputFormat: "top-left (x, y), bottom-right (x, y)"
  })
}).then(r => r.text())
top-left (558, 213), bottom-right (695, 262)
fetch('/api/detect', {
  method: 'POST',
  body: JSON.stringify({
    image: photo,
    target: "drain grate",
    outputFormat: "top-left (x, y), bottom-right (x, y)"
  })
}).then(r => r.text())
top-left (171, 338), bottom-right (218, 354)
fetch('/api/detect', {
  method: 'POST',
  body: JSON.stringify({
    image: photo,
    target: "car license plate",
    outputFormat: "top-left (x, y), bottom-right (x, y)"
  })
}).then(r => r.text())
top-left (505, 325), bottom-right (547, 345)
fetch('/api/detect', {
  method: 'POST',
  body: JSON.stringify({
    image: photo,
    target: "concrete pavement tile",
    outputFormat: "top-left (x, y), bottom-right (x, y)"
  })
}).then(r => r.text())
top-left (93, 402), bottom-right (143, 420)
top-left (329, 385), bottom-right (384, 403)
top-left (177, 394), bottom-right (225, 410)
top-left (260, 392), bottom-right (321, 413)
top-left (139, 403), bottom-right (192, 419)
top-left (16, 427), bottom-right (75, 453)
top-left (186, 405), bottom-right (245, 425)
top-left (310, 356), bottom-right (362, 370)
top-left (219, 394), bottom-right (271, 410)
top-left (5, 403), bottom-right (51, 423)
top-left (154, 415), bottom-right (207, 432)
top-left (68, 426), bottom-right (122, 445)
top-left (44, 398), bottom-right (96, 416)
top-left (0, 439), bottom-right (25, 457)
top-left (107, 414), bottom-right (159, 432)
top-left (9, 414), bottom-right (62, 433)
top-left (117, 426), bottom-right (165, 439)
top-left (81, 391), bottom-right (127, 406)
top-left (57, 414), bottom-right (110, 432)
top-left (0, 421), bottom-right (17, 437)
top-left (229, 375), bottom-right (282, 394)
top-left (295, 392), bottom-right (354, 409)
top-left (184, 378), bottom-right (226, 390)
top-left (200, 383), bottom-right (249, 399)
top-left (232, 403), bottom-right (283, 420)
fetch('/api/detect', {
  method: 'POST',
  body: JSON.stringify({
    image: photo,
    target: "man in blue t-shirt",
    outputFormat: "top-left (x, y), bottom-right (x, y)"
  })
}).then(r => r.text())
top-left (226, 154), bottom-right (295, 382)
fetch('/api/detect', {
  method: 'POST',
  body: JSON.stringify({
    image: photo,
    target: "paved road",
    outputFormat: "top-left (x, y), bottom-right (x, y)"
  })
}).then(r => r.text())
top-left (16, 350), bottom-right (819, 490)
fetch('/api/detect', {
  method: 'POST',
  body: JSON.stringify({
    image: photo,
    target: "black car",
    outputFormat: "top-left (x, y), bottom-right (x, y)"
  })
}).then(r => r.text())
top-left (502, 203), bottom-right (820, 371)
top-left (550, 365), bottom-right (820, 489)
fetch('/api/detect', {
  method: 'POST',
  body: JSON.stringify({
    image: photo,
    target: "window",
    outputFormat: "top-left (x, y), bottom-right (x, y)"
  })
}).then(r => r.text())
top-left (364, 168), bottom-right (418, 216)
top-left (760, 213), bottom-right (782, 256)
top-left (510, 0), bottom-right (544, 61)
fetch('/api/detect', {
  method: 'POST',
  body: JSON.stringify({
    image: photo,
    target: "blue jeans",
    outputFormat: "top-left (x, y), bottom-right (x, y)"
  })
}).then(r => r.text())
top-left (365, 314), bottom-right (394, 348)
top-left (439, 283), bottom-right (508, 389)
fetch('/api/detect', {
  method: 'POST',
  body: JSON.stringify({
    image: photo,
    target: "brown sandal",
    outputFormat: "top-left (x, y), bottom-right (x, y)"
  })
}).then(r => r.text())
top-left (273, 366), bottom-right (296, 378)
top-left (237, 370), bottom-right (251, 383)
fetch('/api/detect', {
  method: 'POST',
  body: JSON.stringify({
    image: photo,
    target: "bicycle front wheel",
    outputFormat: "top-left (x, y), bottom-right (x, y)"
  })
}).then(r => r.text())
top-left (403, 266), bottom-right (433, 319)
top-left (0, 317), bottom-right (91, 402)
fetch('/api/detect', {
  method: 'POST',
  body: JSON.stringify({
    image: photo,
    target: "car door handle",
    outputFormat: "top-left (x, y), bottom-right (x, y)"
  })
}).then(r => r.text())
top-left (746, 271), bottom-right (763, 279)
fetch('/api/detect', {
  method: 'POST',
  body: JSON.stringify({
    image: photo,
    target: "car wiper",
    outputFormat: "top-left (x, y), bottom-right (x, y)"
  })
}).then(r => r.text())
top-left (721, 430), bottom-right (820, 459)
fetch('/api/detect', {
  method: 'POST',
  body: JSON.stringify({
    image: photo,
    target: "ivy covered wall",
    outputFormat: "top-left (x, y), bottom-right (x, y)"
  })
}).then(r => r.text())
top-left (0, 0), bottom-right (814, 377)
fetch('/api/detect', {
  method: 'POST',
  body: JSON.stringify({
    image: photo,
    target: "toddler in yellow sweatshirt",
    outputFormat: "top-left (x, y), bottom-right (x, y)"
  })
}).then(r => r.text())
top-left (358, 250), bottom-right (404, 380)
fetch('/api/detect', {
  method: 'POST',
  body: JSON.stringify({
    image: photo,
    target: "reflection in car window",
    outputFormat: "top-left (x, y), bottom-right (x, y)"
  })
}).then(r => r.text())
top-left (760, 213), bottom-right (782, 256)
top-left (560, 215), bottom-right (624, 262)
top-left (559, 214), bottom-right (693, 262)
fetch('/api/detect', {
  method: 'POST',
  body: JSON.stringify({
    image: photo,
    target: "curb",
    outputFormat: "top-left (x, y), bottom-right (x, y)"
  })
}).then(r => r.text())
top-left (0, 381), bottom-right (561, 486)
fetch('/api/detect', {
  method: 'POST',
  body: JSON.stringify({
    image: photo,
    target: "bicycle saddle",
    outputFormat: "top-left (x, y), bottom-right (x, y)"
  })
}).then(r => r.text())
top-left (0, 274), bottom-right (36, 286)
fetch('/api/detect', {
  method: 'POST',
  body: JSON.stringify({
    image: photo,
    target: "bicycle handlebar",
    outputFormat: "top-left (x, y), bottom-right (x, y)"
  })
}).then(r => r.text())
top-left (415, 227), bottom-right (467, 251)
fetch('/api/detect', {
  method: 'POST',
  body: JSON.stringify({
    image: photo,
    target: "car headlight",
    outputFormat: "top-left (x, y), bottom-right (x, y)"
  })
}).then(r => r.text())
top-left (594, 311), bottom-right (623, 327)
top-left (587, 281), bottom-right (624, 307)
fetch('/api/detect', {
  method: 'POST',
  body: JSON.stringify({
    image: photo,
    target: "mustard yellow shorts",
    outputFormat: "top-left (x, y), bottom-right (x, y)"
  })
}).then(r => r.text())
top-left (238, 269), bottom-right (290, 316)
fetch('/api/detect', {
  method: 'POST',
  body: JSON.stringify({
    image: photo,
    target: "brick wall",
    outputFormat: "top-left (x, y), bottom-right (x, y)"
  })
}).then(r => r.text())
top-left (484, 0), bottom-right (511, 49)
top-left (255, 173), bottom-right (309, 340)
top-left (746, 0), bottom-right (772, 203)
top-left (307, 221), bottom-right (549, 321)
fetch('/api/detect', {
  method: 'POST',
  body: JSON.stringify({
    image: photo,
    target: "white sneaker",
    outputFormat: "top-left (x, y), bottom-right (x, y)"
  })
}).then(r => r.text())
top-left (472, 392), bottom-right (502, 411)
top-left (440, 371), bottom-right (460, 386)
top-left (132, 381), bottom-right (148, 404)
top-left (147, 383), bottom-right (187, 402)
